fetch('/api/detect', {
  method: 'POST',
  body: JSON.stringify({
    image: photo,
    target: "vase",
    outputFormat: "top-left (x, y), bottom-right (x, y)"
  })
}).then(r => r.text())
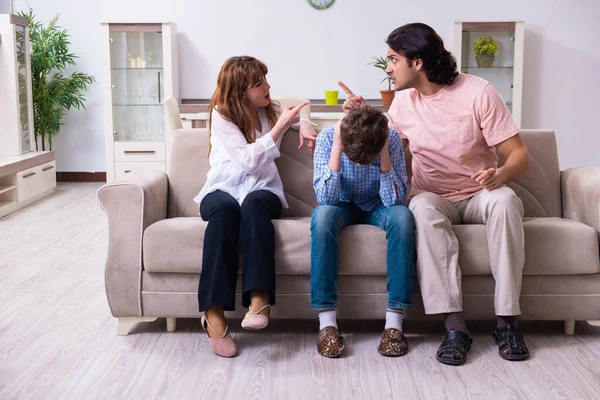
top-left (380, 90), bottom-right (395, 106)
top-left (475, 54), bottom-right (495, 68)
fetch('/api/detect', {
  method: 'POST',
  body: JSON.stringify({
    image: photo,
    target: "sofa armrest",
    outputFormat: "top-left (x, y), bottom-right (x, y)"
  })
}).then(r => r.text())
top-left (97, 170), bottom-right (168, 317)
top-left (561, 167), bottom-right (600, 240)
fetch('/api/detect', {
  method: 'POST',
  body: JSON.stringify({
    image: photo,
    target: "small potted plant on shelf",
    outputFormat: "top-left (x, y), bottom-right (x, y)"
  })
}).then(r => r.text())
top-left (368, 56), bottom-right (395, 106)
top-left (472, 36), bottom-right (499, 68)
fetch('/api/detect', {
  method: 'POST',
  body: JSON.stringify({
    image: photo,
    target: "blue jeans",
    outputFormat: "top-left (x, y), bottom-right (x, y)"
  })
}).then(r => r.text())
top-left (310, 201), bottom-right (415, 310)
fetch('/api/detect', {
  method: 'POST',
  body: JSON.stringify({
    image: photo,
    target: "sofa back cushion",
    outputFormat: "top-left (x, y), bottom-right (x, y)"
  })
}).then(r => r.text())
top-left (168, 128), bottom-right (561, 218)
top-left (503, 129), bottom-right (561, 217)
top-left (168, 129), bottom-right (210, 218)
top-left (167, 128), bottom-right (317, 218)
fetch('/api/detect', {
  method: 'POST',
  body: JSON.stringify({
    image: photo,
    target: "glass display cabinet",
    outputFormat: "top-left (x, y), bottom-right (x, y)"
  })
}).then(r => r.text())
top-left (0, 13), bottom-right (34, 155)
top-left (101, 22), bottom-right (179, 181)
top-left (453, 21), bottom-right (525, 127)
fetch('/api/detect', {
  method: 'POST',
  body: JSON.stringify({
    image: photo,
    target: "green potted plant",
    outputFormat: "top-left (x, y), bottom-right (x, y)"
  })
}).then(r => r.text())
top-left (18, 9), bottom-right (95, 151)
top-left (472, 36), bottom-right (499, 68)
top-left (368, 56), bottom-right (395, 106)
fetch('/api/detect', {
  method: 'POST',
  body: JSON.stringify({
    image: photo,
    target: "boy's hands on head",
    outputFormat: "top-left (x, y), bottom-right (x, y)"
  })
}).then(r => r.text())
top-left (339, 81), bottom-right (366, 112)
top-left (333, 119), bottom-right (344, 151)
top-left (328, 119), bottom-right (345, 172)
top-left (379, 130), bottom-right (391, 173)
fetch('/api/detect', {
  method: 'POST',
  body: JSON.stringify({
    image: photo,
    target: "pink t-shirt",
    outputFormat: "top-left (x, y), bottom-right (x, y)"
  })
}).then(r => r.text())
top-left (387, 73), bottom-right (520, 203)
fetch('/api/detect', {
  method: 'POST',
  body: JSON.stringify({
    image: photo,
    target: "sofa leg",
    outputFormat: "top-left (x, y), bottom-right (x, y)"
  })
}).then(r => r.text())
top-left (166, 318), bottom-right (177, 332)
top-left (587, 320), bottom-right (600, 327)
top-left (117, 317), bottom-right (158, 336)
top-left (564, 320), bottom-right (575, 336)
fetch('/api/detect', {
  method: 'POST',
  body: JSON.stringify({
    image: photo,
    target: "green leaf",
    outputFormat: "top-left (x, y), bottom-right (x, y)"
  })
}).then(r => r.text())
top-left (368, 56), bottom-right (391, 89)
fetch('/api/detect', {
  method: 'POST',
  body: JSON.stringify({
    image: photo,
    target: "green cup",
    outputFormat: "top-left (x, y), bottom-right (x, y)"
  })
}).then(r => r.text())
top-left (325, 90), bottom-right (339, 106)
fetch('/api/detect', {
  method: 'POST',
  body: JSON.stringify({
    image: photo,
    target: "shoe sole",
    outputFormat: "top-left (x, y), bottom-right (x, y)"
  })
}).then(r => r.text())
top-left (241, 323), bottom-right (269, 331)
top-left (436, 355), bottom-right (467, 366)
top-left (499, 353), bottom-right (529, 361)
top-left (212, 352), bottom-right (237, 358)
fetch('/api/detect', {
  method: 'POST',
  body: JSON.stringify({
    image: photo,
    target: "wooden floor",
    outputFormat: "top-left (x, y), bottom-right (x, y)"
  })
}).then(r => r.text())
top-left (1, 182), bottom-right (600, 400)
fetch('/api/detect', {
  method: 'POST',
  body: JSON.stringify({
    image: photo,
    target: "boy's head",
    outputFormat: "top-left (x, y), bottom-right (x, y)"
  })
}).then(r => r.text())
top-left (340, 105), bottom-right (389, 165)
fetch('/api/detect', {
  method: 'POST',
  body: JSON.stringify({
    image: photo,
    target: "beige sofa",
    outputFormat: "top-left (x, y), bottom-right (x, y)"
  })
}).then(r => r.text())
top-left (97, 128), bottom-right (600, 336)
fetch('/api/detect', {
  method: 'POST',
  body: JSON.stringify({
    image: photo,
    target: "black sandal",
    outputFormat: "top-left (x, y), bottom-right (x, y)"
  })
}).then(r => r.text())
top-left (493, 325), bottom-right (529, 361)
top-left (436, 329), bottom-right (473, 366)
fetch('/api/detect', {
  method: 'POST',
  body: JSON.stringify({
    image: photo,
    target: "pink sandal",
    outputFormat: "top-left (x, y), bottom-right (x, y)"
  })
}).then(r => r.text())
top-left (201, 315), bottom-right (237, 357)
top-left (241, 304), bottom-right (271, 330)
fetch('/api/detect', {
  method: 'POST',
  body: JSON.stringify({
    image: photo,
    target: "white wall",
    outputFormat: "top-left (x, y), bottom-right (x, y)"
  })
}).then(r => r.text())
top-left (12, 0), bottom-right (600, 171)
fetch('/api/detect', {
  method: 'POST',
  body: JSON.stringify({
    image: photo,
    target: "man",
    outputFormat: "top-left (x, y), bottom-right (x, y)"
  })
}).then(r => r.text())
top-left (311, 106), bottom-right (415, 358)
top-left (342, 22), bottom-right (531, 365)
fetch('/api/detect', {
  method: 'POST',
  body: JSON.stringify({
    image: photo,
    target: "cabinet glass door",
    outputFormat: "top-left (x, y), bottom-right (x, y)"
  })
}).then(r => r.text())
top-left (460, 23), bottom-right (515, 113)
top-left (109, 30), bottom-right (165, 142)
top-left (15, 25), bottom-right (33, 153)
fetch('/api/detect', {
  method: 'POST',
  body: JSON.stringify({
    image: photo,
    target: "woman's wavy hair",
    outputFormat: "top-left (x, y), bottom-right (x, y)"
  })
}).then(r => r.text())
top-left (386, 23), bottom-right (458, 85)
top-left (208, 56), bottom-right (279, 149)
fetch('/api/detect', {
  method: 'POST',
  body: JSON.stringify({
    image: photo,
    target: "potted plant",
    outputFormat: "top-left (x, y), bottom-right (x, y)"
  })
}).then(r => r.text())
top-left (18, 9), bottom-right (95, 151)
top-left (368, 56), bottom-right (395, 106)
top-left (472, 36), bottom-right (499, 68)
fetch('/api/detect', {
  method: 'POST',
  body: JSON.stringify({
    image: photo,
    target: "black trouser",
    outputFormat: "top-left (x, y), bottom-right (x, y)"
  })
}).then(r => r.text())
top-left (198, 190), bottom-right (281, 312)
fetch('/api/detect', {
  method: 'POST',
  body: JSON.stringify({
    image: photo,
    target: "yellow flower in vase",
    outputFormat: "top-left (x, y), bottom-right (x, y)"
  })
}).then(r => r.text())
top-left (472, 36), bottom-right (499, 67)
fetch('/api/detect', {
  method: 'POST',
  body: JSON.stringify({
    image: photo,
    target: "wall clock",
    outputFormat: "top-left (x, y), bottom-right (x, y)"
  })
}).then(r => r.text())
top-left (307, 0), bottom-right (335, 11)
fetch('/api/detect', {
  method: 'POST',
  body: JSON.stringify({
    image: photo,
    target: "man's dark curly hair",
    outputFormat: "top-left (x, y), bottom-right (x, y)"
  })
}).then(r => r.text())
top-left (386, 23), bottom-right (458, 85)
top-left (340, 106), bottom-right (389, 165)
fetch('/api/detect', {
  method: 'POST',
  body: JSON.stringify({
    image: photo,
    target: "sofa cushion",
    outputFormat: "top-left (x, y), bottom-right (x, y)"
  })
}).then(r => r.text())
top-left (143, 217), bottom-right (600, 276)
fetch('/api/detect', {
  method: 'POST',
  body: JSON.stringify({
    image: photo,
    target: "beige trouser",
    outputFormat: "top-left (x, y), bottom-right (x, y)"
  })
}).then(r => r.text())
top-left (409, 186), bottom-right (525, 316)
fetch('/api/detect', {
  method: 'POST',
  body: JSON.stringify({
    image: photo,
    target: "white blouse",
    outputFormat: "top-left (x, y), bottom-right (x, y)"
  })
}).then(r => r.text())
top-left (194, 107), bottom-right (289, 209)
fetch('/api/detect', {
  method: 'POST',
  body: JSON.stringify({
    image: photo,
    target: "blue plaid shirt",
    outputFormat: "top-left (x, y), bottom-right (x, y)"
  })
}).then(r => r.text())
top-left (313, 125), bottom-right (408, 211)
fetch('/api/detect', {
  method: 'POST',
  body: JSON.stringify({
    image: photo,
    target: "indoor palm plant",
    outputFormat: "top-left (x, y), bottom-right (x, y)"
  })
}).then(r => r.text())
top-left (472, 36), bottom-right (499, 68)
top-left (18, 9), bottom-right (95, 151)
top-left (368, 56), bottom-right (395, 106)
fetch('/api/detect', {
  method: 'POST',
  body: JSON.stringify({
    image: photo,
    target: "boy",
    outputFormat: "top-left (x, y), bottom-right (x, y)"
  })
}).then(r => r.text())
top-left (311, 105), bottom-right (415, 358)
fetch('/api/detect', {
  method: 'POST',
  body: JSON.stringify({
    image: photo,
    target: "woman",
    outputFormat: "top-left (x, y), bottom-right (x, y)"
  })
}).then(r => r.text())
top-left (194, 56), bottom-right (316, 357)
